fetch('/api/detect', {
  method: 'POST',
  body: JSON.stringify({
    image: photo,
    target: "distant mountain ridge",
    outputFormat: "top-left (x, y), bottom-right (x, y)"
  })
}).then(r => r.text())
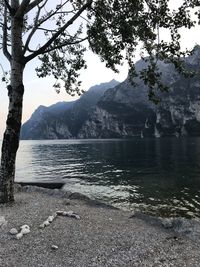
top-left (21, 45), bottom-right (200, 139)
top-left (21, 80), bottom-right (119, 139)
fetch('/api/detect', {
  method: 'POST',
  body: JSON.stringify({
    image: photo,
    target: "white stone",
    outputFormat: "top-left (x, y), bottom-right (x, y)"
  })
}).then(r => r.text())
top-left (21, 228), bottom-right (30, 235)
top-left (52, 213), bottom-right (57, 219)
top-left (9, 228), bottom-right (18, 235)
top-left (73, 214), bottom-right (80, 220)
top-left (66, 211), bottom-right (80, 219)
top-left (66, 211), bottom-right (74, 216)
top-left (47, 216), bottom-right (54, 223)
top-left (20, 224), bottom-right (30, 230)
top-left (39, 223), bottom-right (45, 229)
top-left (43, 220), bottom-right (50, 226)
top-left (16, 232), bottom-right (23, 240)
top-left (51, 245), bottom-right (58, 250)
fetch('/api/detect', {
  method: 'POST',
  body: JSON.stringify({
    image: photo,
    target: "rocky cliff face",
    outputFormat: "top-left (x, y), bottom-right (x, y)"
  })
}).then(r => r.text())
top-left (21, 104), bottom-right (73, 139)
top-left (20, 80), bottom-right (119, 139)
top-left (21, 46), bottom-right (200, 139)
top-left (78, 79), bottom-right (156, 138)
top-left (78, 46), bottom-right (200, 138)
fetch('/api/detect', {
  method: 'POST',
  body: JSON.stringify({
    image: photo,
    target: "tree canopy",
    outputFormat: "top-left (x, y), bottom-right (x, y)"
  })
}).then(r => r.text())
top-left (0, 0), bottom-right (199, 98)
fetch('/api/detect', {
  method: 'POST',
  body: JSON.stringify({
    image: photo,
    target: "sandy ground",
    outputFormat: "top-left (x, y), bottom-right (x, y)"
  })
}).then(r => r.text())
top-left (0, 185), bottom-right (200, 267)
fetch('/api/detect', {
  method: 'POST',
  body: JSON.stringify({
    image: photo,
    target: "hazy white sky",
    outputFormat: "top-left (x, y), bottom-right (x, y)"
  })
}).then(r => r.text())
top-left (0, 50), bottom-right (128, 138)
top-left (0, 0), bottom-right (200, 139)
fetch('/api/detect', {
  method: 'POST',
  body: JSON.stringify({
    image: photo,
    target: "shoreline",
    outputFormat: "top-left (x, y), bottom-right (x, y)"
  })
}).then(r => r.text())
top-left (16, 181), bottom-right (200, 219)
top-left (1, 185), bottom-right (200, 266)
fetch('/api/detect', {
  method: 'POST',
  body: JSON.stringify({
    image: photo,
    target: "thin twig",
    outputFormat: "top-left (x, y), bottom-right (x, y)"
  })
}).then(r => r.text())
top-left (43, 36), bottom-right (88, 53)
top-left (25, 0), bottom-right (92, 63)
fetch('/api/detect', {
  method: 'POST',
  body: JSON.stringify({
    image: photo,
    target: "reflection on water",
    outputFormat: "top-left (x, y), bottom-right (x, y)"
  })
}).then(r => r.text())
top-left (4, 138), bottom-right (200, 218)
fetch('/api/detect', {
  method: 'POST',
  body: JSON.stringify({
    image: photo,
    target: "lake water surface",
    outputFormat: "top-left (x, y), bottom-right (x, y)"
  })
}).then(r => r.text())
top-left (9, 138), bottom-right (200, 217)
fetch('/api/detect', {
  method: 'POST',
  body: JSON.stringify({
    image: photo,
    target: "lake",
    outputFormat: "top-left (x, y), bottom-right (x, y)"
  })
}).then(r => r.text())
top-left (4, 138), bottom-right (200, 218)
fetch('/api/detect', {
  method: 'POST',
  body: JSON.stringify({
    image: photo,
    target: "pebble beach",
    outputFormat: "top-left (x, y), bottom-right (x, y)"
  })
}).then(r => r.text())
top-left (1, 185), bottom-right (200, 267)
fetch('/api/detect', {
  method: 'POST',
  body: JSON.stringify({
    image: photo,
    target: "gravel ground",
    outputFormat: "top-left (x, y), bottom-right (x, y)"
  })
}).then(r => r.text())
top-left (0, 186), bottom-right (200, 267)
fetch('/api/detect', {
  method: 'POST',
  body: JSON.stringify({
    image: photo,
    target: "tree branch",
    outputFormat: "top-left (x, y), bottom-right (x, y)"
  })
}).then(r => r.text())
top-left (37, 27), bottom-right (57, 32)
top-left (25, 0), bottom-right (46, 13)
top-left (4, 0), bottom-right (13, 15)
top-left (23, 0), bottom-right (68, 54)
top-left (43, 37), bottom-right (88, 53)
top-left (25, 0), bottom-right (92, 63)
top-left (23, 0), bottom-right (47, 54)
top-left (2, 5), bottom-right (11, 62)
top-left (15, 0), bottom-right (31, 18)
top-left (32, 0), bottom-right (71, 29)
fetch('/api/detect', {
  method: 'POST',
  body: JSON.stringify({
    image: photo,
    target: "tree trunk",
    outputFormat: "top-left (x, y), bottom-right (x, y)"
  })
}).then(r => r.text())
top-left (0, 66), bottom-right (24, 203)
top-left (0, 0), bottom-right (25, 203)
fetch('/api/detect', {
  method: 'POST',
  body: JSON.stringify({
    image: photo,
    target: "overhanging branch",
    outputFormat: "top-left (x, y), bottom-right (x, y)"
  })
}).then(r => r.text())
top-left (23, 0), bottom-right (68, 54)
top-left (30, 0), bottom-right (71, 31)
top-left (23, 0), bottom-right (48, 54)
top-left (43, 37), bottom-right (88, 53)
top-left (25, 0), bottom-right (92, 63)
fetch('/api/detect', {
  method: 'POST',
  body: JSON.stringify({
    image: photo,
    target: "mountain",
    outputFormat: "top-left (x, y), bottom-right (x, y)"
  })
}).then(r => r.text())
top-left (78, 45), bottom-right (200, 138)
top-left (21, 45), bottom-right (200, 139)
top-left (20, 80), bottom-right (119, 139)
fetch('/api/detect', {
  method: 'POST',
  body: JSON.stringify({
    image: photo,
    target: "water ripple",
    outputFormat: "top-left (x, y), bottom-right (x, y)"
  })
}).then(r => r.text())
top-left (6, 138), bottom-right (200, 218)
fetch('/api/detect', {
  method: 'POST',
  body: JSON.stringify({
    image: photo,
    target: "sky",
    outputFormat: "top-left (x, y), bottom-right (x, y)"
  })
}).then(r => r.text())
top-left (0, 0), bottom-right (200, 139)
top-left (0, 50), bottom-right (128, 138)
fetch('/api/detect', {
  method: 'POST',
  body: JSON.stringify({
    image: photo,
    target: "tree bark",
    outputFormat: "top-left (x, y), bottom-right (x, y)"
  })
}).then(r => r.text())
top-left (0, 81), bottom-right (24, 203)
top-left (0, 0), bottom-right (25, 203)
